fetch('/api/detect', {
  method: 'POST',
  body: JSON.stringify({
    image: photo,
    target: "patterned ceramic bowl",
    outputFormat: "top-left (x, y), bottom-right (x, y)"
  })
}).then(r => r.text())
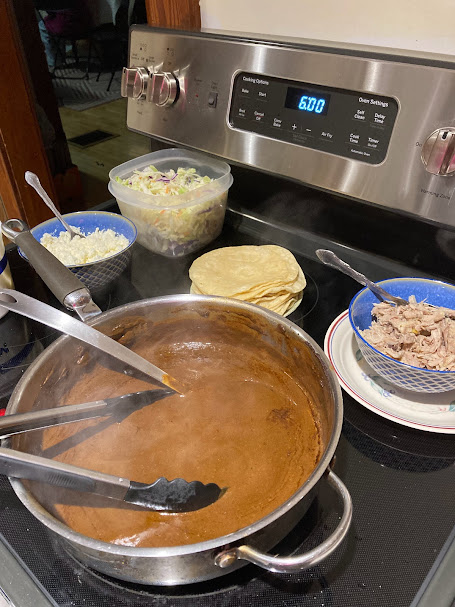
top-left (349, 277), bottom-right (455, 393)
top-left (23, 211), bottom-right (137, 292)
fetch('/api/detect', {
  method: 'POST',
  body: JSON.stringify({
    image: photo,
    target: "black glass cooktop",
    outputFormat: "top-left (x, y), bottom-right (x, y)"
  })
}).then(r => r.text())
top-left (1, 189), bottom-right (455, 607)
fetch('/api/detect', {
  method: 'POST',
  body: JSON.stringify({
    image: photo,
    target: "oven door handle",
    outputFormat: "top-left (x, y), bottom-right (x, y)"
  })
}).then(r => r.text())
top-left (214, 469), bottom-right (352, 573)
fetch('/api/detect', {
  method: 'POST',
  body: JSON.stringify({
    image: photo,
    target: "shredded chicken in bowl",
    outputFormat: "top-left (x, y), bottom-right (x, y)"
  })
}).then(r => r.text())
top-left (360, 296), bottom-right (455, 371)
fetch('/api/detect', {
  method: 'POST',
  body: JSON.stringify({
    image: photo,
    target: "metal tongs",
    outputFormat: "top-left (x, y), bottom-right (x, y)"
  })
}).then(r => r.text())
top-left (0, 390), bottom-right (224, 512)
top-left (0, 447), bottom-right (223, 512)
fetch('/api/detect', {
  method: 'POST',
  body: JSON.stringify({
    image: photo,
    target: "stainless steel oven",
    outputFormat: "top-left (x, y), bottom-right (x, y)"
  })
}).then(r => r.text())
top-left (0, 26), bottom-right (454, 607)
top-left (122, 27), bottom-right (455, 227)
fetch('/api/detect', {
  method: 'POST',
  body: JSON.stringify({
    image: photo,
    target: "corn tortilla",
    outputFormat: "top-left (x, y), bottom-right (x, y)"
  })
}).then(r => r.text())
top-left (189, 245), bottom-right (306, 316)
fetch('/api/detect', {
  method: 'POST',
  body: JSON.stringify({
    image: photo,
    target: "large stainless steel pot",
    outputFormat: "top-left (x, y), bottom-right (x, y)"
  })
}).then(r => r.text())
top-left (4, 295), bottom-right (351, 586)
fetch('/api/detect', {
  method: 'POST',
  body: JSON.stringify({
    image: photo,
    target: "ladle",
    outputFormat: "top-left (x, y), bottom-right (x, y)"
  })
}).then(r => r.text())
top-left (315, 249), bottom-right (408, 306)
top-left (25, 171), bottom-right (85, 240)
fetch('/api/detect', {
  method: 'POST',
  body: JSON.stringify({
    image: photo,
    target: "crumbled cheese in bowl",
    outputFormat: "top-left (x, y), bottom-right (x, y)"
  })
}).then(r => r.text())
top-left (40, 227), bottom-right (129, 266)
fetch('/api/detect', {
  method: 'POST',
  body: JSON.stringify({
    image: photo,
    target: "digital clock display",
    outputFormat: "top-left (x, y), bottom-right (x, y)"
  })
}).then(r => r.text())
top-left (285, 87), bottom-right (331, 115)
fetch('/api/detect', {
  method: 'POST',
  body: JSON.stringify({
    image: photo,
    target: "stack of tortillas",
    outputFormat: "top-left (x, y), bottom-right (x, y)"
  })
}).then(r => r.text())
top-left (189, 245), bottom-right (306, 316)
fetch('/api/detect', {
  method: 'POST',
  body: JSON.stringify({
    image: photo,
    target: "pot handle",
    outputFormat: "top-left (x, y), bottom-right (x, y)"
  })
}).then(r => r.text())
top-left (214, 469), bottom-right (352, 573)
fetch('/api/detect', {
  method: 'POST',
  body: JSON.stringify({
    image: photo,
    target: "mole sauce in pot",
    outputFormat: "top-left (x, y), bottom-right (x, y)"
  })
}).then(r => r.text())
top-left (6, 296), bottom-right (350, 585)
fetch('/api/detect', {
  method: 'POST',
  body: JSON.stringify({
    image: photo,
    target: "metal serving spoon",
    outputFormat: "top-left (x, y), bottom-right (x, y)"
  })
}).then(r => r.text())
top-left (315, 249), bottom-right (408, 306)
top-left (0, 289), bottom-right (181, 393)
top-left (25, 171), bottom-right (85, 240)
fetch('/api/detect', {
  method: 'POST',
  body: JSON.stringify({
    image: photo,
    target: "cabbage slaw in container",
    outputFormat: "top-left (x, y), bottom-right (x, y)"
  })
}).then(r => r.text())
top-left (108, 149), bottom-right (233, 257)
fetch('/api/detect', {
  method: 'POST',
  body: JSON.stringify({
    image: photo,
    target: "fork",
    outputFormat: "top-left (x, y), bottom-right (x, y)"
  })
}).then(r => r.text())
top-left (315, 249), bottom-right (409, 306)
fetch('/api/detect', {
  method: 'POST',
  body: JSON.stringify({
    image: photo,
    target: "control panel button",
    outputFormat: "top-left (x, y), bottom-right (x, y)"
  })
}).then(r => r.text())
top-left (372, 112), bottom-right (387, 126)
top-left (271, 117), bottom-right (284, 129)
top-left (319, 130), bottom-right (334, 142)
top-left (229, 71), bottom-right (398, 165)
top-left (253, 109), bottom-right (266, 123)
top-left (366, 136), bottom-right (380, 149)
top-left (353, 108), bottom-right (366, 122)
top-left (239, 84), bottom-right (252, 97)
top-left (208, 92), bottom-right (218, 108)
top-left (233, 103), bottom-right (252, 120)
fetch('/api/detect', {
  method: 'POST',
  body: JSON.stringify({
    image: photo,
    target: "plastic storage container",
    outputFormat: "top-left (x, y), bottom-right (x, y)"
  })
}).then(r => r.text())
top-left (108, 149), bottom-right (233, 257)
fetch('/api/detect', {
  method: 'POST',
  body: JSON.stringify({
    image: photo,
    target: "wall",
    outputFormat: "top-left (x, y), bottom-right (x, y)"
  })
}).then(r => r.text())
top-left (200, 0), bottom-right (455, 56)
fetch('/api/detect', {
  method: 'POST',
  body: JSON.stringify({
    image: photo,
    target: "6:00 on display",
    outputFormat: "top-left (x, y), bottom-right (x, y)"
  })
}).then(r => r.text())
top-left (285, 87), bottom-right (331, 116)
top-left (298, 96), bottom-right (326, 113)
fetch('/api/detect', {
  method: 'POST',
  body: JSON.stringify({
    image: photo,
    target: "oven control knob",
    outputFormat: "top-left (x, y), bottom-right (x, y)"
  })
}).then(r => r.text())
top-left (147, 72), bottom-right (179, 106)
top-left (121, 67), bottom-right (150, 100)
top-left (421, 127), bottom-right (455, 175)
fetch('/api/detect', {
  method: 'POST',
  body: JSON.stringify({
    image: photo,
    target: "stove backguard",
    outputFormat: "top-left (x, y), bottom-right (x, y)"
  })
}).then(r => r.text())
top-left (123, 27), bottom-right (455, 229)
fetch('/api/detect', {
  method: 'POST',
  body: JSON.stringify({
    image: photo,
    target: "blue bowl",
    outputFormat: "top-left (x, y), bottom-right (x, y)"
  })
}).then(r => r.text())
top-left (349, 277), bottom-right (455, 393)
top-left (23, 211), bottom-right (137, 291)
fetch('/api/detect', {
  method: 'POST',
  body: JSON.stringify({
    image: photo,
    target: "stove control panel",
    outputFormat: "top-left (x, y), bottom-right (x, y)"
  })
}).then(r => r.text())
top-left (125, 27), bottom-right (455, 228)
top-left (229, 72), bottom-right (398, 165)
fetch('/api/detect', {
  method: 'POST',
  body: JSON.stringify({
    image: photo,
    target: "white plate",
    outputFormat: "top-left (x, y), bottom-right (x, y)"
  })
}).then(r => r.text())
top-left (324, 310), bottom-right (455, 434)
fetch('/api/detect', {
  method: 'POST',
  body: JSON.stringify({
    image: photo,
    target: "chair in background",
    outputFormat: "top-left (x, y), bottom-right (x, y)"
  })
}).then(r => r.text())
top-left (35, 0), bottom-right (96, 78)
top-left (89, 1), bottom-right (135, 91)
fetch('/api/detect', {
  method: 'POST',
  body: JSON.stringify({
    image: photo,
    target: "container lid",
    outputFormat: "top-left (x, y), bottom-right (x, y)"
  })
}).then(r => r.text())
top-left (108, 148), bottom-right (233, 210)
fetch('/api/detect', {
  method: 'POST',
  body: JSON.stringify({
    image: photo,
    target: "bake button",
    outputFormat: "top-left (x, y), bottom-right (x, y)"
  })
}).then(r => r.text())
top-left (208, 92), bottom-right (218, 108)
top-left (239, 85), bottom-right (252, 97)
